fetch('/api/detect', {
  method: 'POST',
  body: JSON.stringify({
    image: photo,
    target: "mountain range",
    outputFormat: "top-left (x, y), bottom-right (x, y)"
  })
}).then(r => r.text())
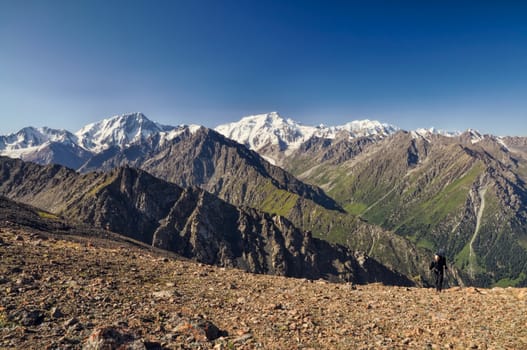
top-left (215, 112), bottom-right (399, 165)
top-left (1, 112), bottom-right (526, 287)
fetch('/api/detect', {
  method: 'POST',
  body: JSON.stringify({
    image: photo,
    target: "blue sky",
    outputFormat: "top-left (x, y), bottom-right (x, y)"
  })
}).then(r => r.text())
top-left (1, 0), bottom-right (526, 135)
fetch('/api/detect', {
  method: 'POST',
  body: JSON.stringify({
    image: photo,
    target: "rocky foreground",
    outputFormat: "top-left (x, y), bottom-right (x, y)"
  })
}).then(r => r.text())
top-left (1, 228), bottom-right (526, 350)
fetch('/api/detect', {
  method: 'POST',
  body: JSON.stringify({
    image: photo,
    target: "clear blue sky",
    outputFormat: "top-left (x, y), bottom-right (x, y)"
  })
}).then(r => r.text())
top-left (1, 0), bottom-right (526, 135)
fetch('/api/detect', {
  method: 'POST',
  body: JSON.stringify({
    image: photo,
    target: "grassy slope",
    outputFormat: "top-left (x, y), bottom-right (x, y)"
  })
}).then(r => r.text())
top-left (284, 136), bottom-right (527, 287)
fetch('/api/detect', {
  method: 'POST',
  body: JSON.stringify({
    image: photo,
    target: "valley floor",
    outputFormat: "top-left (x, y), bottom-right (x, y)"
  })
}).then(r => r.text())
top-left (0, 227), bottom-right (526, 349)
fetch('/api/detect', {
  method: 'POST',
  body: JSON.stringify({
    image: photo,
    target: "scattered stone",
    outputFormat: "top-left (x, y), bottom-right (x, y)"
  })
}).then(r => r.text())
top-left (68, 322), bottom-right (84, 333)
top-left (270, 303), bottom-right (283, 310)
top-left (10, 309), bottom-right (45, 327)
top-left (152, 290), bottom-right (176, 299)
top-left (234, 333), bottom-right (253, 344)
top-left (50, 307), bottom-right (64, 319)
top-left (143, 341), bottom-right (164, 349)
top-left (10, 266), bottom-right (22, 274)
top-left (82, 326), bottom-right (145, 350)
top-left (15, 275), bottom-right (34, 286)
top-left (63, 318), bottom-right (79, 328)
top-left (2, 227), bottom-right (527, 349)
top-left (173, 318), bottom-right (222, 341)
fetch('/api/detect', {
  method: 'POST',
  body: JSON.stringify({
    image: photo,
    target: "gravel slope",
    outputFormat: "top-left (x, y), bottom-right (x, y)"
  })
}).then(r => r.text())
top-left (1, 228), bottom-right (526, 349)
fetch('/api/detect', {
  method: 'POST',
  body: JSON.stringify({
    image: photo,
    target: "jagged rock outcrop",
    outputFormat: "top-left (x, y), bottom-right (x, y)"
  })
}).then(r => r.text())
top-left (152, 186), bottom-right (411, 284)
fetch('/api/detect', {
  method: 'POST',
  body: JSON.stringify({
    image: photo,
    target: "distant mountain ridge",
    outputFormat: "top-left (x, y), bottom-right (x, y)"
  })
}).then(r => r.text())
top-left (214, 112), bottom-right (517, 166)
top-left (0, 112), bottom-right (395, 163)
top-left (0, 111), bottom-right (510, 168)
top-left (0, 113), bottom-right (200, 169)
top-left (214, 112), bottom-right (399, 164)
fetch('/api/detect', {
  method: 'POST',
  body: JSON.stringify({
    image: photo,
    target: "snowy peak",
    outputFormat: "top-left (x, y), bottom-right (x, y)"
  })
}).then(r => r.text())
top-left (0, 127), bottom-right (76, 149)
top-left (461, 129), bottom-right (486, 144)
top-left (215, 112), bottom-right (399, 154)
top-left (0, 112), bottom-right (200, 162)
top-left (215, 112), bottom-right (311, 152)
top-left (411, 127), bottom-right (489, 144)
top-left (320, 119), bottom-right (398, 139)
top-left (343, 119), bottom-right (397, 135)
top-left (0, 126), bottom-right (77, 159)
top-left (411, 127), bottom-right (461, 140)
top-left (75, 112), bottom-right (173, 152)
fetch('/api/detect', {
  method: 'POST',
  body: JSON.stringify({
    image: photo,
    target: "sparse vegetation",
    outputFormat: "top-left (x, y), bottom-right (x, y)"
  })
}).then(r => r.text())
top-left (87, 174), bottom-right (117, 197)
top-left (37, 211), bottom-right (59, 220)
top-left (259, 181), bottom-right (299, 216)
top-left (493, 273), bottom-right (527, 287)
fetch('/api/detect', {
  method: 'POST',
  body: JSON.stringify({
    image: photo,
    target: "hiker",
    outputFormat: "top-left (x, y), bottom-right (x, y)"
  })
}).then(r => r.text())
top-left (429, 253), bottom-right (447, 292)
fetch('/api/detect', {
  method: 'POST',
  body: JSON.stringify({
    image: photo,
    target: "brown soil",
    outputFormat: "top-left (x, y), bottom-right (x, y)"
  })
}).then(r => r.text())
top-left (1, 228), bottom-right (526, 349)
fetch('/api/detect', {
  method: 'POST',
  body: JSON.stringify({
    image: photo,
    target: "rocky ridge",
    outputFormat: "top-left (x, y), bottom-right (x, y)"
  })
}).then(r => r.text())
top-left (0, 159), bottom-right (411, 285)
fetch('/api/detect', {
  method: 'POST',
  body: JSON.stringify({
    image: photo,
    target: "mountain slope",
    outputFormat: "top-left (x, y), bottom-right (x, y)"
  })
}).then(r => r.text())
top-left (2, 227), bottom-right (526, 349)
top-left (0, 157), bottom-right (411, 285)
top-left (75, 125), bottom-right (345, 215)
top-left (502, 136), bottom-right (527, 164)
top-left (0, 195), bottom-right (70, 232)
top-left (139, 127), bottom-right (343, 211)
top-left (281, 131), bottom-right (527, 287)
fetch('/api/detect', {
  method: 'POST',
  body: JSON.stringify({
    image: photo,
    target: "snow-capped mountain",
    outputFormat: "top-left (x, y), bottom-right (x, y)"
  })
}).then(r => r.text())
top-left (0, 110), bottom-right (493, 169)
top-left (75, 112), bottom-right (176, 152)
top-left (0, 113), bottom-right (199, 169)
top-left (411, 127), bottom-right (461, 140)
top-left (410, 127), bottom-right (494, 146)
top-left (214, 111), bottom-right (399, 154)
top-left (0, 127), bottom-right (78, 159)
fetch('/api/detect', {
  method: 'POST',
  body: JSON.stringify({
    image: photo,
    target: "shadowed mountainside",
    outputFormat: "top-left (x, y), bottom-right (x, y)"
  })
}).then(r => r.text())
top-left (0, 157), bottom-right (412, 285)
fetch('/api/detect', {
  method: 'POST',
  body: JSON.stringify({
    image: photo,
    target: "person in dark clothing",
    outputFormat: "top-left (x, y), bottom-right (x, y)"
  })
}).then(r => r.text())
top-left (429, 253), bottom-right (447, 292)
